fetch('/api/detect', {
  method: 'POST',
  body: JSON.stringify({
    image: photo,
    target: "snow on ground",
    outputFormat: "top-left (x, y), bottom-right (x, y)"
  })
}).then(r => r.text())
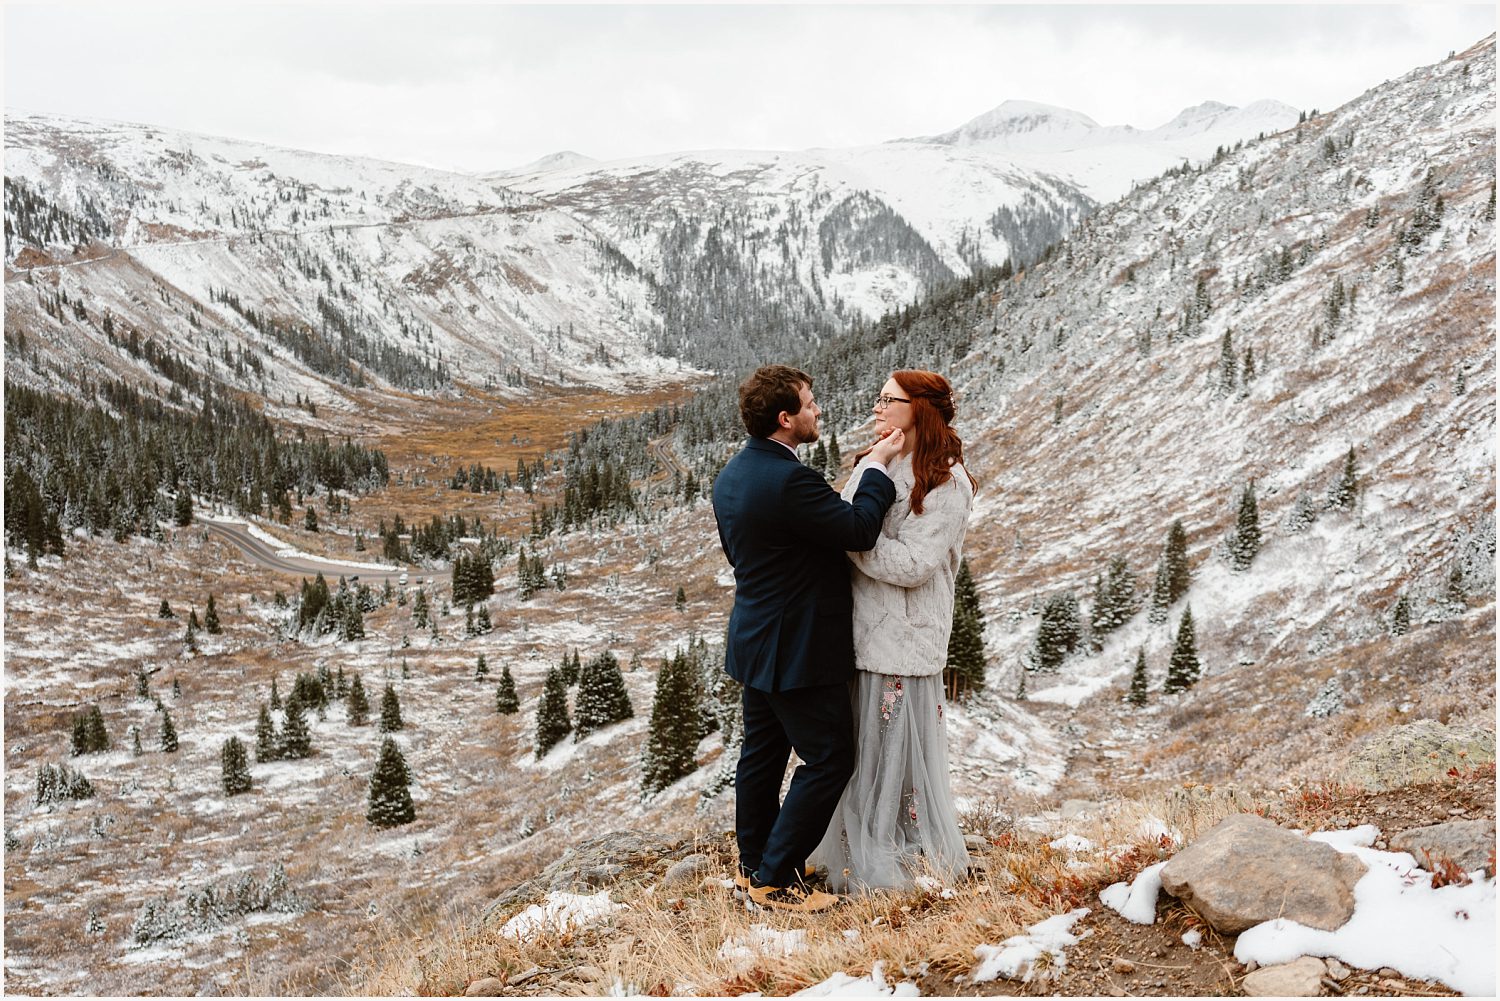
top-left (499, 890), bottom-right (622, 941)
top-left (966, 907), bottom-right (1091, 985)
top-left (792, 960), bottom-right (921, 997)
top-left (1236, 827), bottom-right (1496, 997)
top-left (1099, 861), bottom-right (1167, 925)
top-left (717, 923), bottom-right (808, 967)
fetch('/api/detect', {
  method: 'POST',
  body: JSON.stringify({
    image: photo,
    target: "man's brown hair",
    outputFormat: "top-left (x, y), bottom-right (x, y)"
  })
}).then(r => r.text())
top-left (738, 365), bottom-right (812, 438)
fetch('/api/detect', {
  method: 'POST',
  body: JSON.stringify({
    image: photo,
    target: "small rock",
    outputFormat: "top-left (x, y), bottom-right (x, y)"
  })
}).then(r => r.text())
top-left (1112, 958), bottom-right (1136, 974)
top-left (465, 977), bottom-right (504, 997)
top-left (964, 835), bottom-right (990, 851)
top-left (1448, 807), bottom-right (1466, 816)
top-left (1374, 806), bottom-right (1387, 815)
top-left (1244, 960), bottom-right (1260, 973)
top-left (1326, 959), bottom-right (1351, 981)
top-left (584, 864), bottom-right (625, 886)
top-left (1355, 985), bottom-right (1370, 995)
top-left (1378, 967), bottom-right (1400, 978)
top-left (660, 854), bottom-right (711, 888)
top-left (1381, 979), bottom-right (1406, 990)
top-left (1243, 957), bottom-right (1328, 997)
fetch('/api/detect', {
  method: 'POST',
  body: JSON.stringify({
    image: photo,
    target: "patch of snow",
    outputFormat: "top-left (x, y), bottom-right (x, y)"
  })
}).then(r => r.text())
top-left (717, 923), bottom-right (807, 967)
top-left (794, 960), bottom-right (920, 997)
top-left (1235, 828), bottom-right (1496, 997)
top-left (1099, 861), bottom-right (1166, 925)
top-left (968, 907), bottom-right (1091, 984)
top-left (1049, 834), bottom-right (1097, 853)
top-left (500, 890), bottom-right (622, 941)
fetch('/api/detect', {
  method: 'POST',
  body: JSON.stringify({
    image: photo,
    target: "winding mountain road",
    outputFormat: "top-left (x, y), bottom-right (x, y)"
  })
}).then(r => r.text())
top-left (201, 518), bottom-right (410, 583)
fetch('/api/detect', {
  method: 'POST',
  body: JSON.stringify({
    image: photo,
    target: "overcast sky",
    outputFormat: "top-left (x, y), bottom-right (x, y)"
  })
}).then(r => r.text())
top-left (4, 4), bottom-right (1493, 173)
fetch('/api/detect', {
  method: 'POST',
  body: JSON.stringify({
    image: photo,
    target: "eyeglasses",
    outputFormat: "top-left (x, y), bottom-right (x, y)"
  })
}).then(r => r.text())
top-left (873, 394), bottom-right (911, 410)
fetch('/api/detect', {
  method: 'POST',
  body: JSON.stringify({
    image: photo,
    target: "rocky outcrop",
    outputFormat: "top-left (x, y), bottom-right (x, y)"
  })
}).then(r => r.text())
top-left (1159, 814), bottom-right (1367, 934)
top-left (481, 830), bottom-right (700, 924)
top-left (1342, 722), bottom-right (1495, 791)
top-left (1391, 819), bottom-right (1495, 875)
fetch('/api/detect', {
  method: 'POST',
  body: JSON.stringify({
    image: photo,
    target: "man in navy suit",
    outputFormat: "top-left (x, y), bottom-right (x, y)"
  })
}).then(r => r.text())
top-left (712, 364), bottom-right (904, 912)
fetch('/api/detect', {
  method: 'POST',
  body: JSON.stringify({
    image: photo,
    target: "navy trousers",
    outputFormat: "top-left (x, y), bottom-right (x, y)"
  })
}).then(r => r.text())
top-left (736, 682), bottom-right (855, 887)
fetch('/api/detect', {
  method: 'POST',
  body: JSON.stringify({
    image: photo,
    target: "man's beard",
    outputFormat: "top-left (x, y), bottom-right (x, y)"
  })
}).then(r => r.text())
top-left (794, 421), bottom-right (820, 445)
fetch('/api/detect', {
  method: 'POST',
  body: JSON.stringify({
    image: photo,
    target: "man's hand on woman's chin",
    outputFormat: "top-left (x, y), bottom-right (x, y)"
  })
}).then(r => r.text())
top-left (868, 428), bottom-right (905, 465)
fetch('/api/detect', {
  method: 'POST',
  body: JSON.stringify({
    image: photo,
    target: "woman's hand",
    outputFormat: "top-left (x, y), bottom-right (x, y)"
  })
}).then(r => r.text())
top-left (868, 427), bottom-right (905, 465)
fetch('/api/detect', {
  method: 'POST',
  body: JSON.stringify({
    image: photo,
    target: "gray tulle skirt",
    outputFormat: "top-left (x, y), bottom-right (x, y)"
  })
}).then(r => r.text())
top-left (809, 672), bottom-right (968, 893)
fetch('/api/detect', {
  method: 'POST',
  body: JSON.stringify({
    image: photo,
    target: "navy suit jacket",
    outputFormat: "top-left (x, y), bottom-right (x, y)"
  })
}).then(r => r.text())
top-left (712, 437), bottom-right (896, 692)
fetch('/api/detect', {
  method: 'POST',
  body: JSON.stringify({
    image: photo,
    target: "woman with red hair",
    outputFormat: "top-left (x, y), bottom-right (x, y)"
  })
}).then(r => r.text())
top-left (809, 369), bottom-right (977, 893)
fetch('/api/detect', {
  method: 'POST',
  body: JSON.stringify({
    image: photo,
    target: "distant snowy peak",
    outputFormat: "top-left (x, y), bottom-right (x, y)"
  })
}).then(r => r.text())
top-left (1150, 99), bottom-right (1300, 140)
top-left (913, 99), bottom-right (1106, 149)
top-left (488, 150), bottom-right (599, 178)
top-left (908, 97), bottom-right (1299, 153)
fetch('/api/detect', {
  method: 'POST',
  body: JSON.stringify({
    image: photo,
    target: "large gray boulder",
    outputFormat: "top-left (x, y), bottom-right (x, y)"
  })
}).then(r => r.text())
top-left (1159, 813), bottom-right (1367, 934)
top-left (1391, 820), bottom-right (1495, 874)
top-left (1341, 721), bottom-right (1495, 791)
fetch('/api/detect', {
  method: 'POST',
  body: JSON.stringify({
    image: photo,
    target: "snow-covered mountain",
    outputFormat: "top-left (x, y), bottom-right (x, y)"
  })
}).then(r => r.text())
top-left (4, 113), bottom-right (681, 424)
top-left (487, 150), bottom-right (598, 178)
top-left (902, 97), bottom-right (1301, 200)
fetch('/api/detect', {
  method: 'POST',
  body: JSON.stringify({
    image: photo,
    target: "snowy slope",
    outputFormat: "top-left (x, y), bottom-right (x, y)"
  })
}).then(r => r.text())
top-left (4, 112), bottom-right (676, 412)
top-left (938, 37), bottom-right (1494, 778)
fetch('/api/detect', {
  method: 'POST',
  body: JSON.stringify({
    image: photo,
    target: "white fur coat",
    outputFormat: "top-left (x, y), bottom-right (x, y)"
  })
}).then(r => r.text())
top-left (841, 451), bottom-right (973, 677)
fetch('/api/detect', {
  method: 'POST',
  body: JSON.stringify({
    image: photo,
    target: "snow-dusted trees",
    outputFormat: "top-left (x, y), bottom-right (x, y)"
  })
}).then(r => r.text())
top-left (204, 594), bottom-right (221, 634)
top-left (366, 738), bottom-right (415, 828)
top-left (378, 684), bottom-right (404, 733)
top-left (1128, 649), bottom-right (1150, 707)
top-left (1033, 590), bottom-right (1081, 672)
top-left (494, 664), bottom-right (520, 715)
top-left (1226, 484), bottom-right (1262, 571)
top-left (534, 666), bottom-right (572, 758)
top-left (945, 559), bottom-right (987, 699)
top-left (641, 651), bottom-right (700, 796)
top-left (159, 707), bottom-right (179, 753)
top-left (1163, 607), bottom-right (1202, 693)
top-left (1148, 520), bottom-right (1192, 623)
top-left (221, 737), bottom-right (251, 795)
top-left (71, 705), bottom-right (109, 755)
top-left (574, 652), bottom-right (633, 740)
top-left (1089, 555), bottom-right (1137, 646)
top-left (1327, 447), bottom-right (1359, 511)
top-left (1389, 594), bottom-right (1412, 636)
top-left (346, 674), bottom-right (370, 726)
top-left (36, 762), bottom-right (94, 804)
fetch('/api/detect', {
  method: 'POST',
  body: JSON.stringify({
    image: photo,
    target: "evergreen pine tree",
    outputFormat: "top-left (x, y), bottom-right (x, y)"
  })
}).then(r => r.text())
top-left (495, 664), bottom-right (520, 714)
top-left (827, 431), bottom-right (841, 473)
top-left (534, 666), bottom-right (572, 758)
top-left (1128, 648), bottom-right (1149, 707)
top-left (1228, 484), bottom-right (1262, 571)
top-left (411, 590), bottom-right (429, 628)
top-left (204, 594), bottom-right (221, 634)
top-left (158, 599), bottom-right (175, 619)
top-left (574, 651), bottom-right (633, 739)
top-left (1242, 345), bottom-right (1256, 387)
top-left (1219, 329), bottom-right (1238, 394)
top-left (131, 725), bottom-right (143, 755)
top-left (184, 610), bottom-right (199, 650)
top-left (279, 695), bottom-right (312, 759)
top-left (366, 737), bottom-right (416, 828)
top-left (944, 559), bottom-right (986, 698)
top-left (221, 736), bottom-right (251, 795)
top-left (159, 707), bottom-right (178, 753)
top-left (1389, 594), bottom-right (1412, 636)
top-left (475, 654), bottom-right (489, 679)
top-left (476, 605), bottom-right (492, 633)
top-left (136, 669), bottom-right (151, 701)
top-left (174, 491), bottom-right (193, 526)
top-left (172, 678), bottom-right (181, 699)
top-left (1164, 607), bottom-right (1202, 693)
top-left (1327, 446), bottom-right (1358, 511)
top-left (1034, 591), bottom-right (1081, 672)
top-left (641, 653), bottom-right (700, 795)
top-left (378, 684), bottom-right (404, 733)
top-left (1148, 520), bottom-right (1191, 623)
top-left (674, 585), bottom-right (687, 611)
top-left (255, 704), bottom-right (279, 763)
top-left (269, 677), bottom-right (282, 711)
top-left (346, 674), bottom-right (370, 726)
